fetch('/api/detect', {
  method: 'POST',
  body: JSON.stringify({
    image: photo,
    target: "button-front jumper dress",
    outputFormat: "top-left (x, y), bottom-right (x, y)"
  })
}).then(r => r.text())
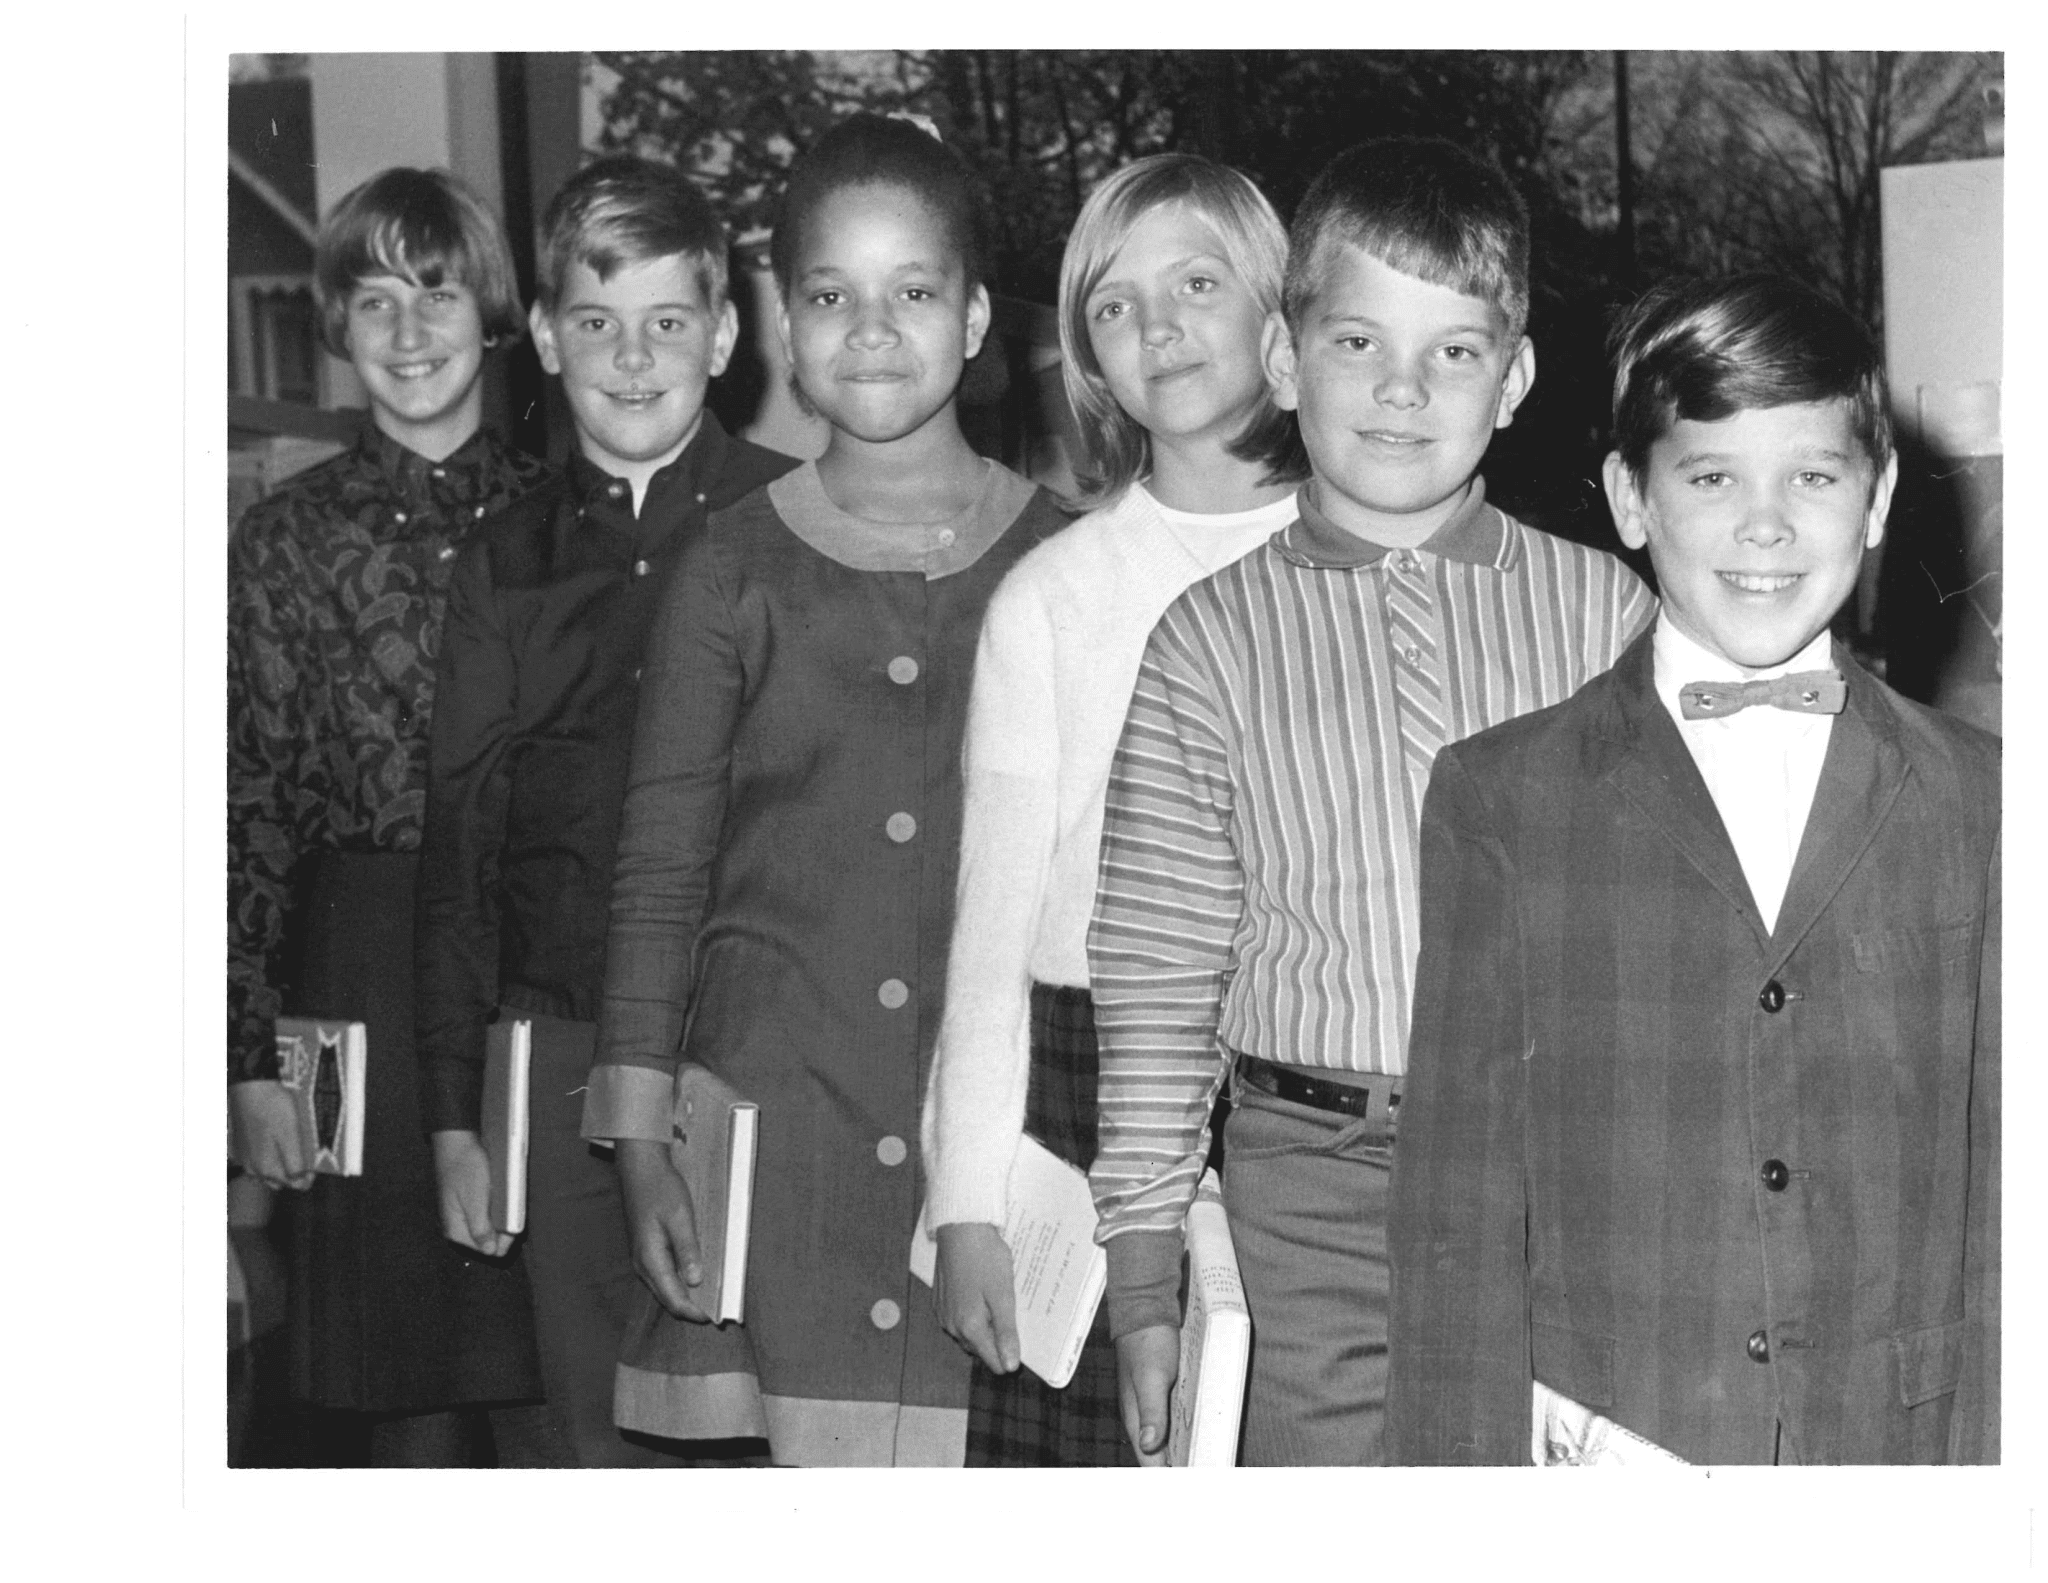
top-left (583, 459), bottom-right (1065, 1466)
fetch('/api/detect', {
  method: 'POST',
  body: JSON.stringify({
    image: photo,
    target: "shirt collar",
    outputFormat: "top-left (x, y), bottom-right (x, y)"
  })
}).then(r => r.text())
top-left (566, 412), bottom-right (731, 513)
top-left (1274, 477), bottom-right (1512, 571)
top-left (362, 422), bottom-right (501, 499)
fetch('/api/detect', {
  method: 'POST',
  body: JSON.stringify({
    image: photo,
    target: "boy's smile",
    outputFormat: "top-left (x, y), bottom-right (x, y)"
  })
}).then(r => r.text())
top-left (532, 254), bottom-right (738, 491)
top-left (1265, 248), bottom-right (1531, 546)
top-left (1603, 400), bottom-right (1895, 674)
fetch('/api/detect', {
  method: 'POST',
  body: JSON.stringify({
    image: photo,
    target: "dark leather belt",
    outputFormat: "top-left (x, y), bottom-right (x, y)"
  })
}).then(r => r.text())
top-left (1236, 1053), bottom-right (1399, 1119)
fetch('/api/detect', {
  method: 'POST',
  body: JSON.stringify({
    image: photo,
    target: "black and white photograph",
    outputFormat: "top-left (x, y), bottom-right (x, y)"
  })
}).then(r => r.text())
top-left (22, 10), bottom-right (2033, 1577)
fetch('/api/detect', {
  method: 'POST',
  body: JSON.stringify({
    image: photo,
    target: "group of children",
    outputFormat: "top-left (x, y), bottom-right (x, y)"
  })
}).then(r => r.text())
top-left (228, 110), bottom-right (1998, 1469)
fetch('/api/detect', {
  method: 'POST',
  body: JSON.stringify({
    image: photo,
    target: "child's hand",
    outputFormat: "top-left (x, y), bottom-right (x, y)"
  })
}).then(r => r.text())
top-left (229, 1080), bottom-right (313, 1190)
top-left (1115, 1323), bottom-right (1180, 1465)
top-left (616, 1138), bottom-right (713, 1323)
top-left (430, 1130), bottom-right (511, 1257)
top-left (933, 1221), bottom-right (1021, 1374)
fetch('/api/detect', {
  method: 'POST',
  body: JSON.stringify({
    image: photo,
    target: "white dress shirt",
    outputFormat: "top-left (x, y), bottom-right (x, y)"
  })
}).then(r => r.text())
top-left (1651, 617), bottom-right (1836, 934)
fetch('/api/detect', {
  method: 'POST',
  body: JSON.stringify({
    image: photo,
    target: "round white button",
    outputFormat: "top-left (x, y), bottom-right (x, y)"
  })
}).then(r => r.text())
top-left (438, 545), bottom-right (457, 561)
top-left (608, 481), bottom-right (626, 498)
top-left (432, 467), bottom-right (448, 480)
top-left (876, 1135), bottom-right (908, 1167)
top-left (936, 527), bottom-right (957, 548)
top-left (474, 505), bottom-right (487, 519)
top-left (393, 510), bottom-right (409, 524)
top-left (870, 1299), bottom-right (902, 1331)
top-left (887, 656), bottom-right (920, 685)
top-left (885, 812), bottom-right (917, 843)
top-left (633, 559), bottom-right (651, 577)
top-left (1405, 645), bottom-right (1421, 664)
top-left (878, 979), bottom-right (909, 1010)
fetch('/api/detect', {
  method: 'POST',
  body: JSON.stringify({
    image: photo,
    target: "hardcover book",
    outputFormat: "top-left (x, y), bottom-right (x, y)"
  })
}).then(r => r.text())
top-left (668, 1064), bottom-right (759, 1325)
top-left (481, 1019), bottom-right (532, 1235)
top-left (909, 1133), bottom-right (1106, 1389)
top-left (1167, 1170), bottom-right (1251, 1466)
top-left (272, 1018), bottom-right (366, 1177)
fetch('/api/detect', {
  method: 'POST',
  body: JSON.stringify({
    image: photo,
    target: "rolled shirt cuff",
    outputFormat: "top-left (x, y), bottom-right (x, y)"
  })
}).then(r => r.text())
top-left (1104, 1227), bottom-right (1185, 1340)
top-left (580, 1061), bottom-right (675, 1144)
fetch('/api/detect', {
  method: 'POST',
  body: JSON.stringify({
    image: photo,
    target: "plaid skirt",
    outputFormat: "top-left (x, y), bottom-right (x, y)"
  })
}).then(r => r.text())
top-left (964, 983), bottom-right (1137, 1467)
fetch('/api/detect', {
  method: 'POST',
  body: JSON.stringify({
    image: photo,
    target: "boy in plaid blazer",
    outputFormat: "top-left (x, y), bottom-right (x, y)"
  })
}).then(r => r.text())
top-left (1385, 276), bottom-right (1998, 1465)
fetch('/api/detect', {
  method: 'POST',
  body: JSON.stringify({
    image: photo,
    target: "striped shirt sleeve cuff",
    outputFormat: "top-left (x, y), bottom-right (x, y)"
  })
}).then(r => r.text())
top-left (1104, 1228), bottom-right (1185, 1339)
top-left (580, 1062), bottom-right (674, 1144)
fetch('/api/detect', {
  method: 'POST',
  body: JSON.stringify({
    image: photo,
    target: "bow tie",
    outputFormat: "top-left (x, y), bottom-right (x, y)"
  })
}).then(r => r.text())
top-left (1679, 671), bottom-right (1847, 721)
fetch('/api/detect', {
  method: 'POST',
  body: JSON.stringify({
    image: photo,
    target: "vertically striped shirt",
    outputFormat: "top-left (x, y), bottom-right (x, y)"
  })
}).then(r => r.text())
top-left (1087, 480), bottom-right (1656, 1249)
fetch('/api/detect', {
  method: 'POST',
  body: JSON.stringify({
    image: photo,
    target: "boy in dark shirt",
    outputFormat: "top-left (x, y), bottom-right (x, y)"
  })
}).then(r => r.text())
top-left (416, 154), bottom-right (794, 1466)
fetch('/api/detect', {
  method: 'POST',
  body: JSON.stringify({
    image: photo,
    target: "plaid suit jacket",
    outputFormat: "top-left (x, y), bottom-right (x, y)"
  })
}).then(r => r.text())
top-left (1385, 631), bottom-right (1999, 1465)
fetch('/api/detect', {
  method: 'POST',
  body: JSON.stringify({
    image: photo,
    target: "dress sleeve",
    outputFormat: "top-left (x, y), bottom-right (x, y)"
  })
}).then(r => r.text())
top-left (1086, 600), bottom-right (1241, 1337)
top-left (226, 515), bottom-right (309, 1088)
top-left (583, 529), bottom-right (747, 1144)
top-left (414, 538), bottom-right (515, 1135)
top-left (921, 575), bottom-right (1059, 1228)
top-left (1384, 744), bottom-right (1532, 1465)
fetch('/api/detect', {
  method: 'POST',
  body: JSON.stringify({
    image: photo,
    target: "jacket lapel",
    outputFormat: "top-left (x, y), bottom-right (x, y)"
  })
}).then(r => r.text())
top-left (1766, 649), bottom-right (1911, 965)
top-left (1597, 632), bottom-right (1770, 948)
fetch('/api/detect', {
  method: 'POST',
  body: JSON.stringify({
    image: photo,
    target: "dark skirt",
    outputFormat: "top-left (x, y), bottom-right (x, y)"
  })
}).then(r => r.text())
top-left (280, 851), bottom-right (544, 1414)
top-left (963, 983), bottom-right (1137, 1467)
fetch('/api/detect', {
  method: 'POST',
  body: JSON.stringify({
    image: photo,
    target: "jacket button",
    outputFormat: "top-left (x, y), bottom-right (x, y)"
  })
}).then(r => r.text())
top-left (633, 558), bottom-right (651, 578)
top-left (1758, 979), bottom-right (1786, 1013)
top-left (886, 812), bottom-right (917, 843)
top-left (876, 1135), bottom-right (907, 1167)
top-left (887, 655), bottom-right (920, 686)
top-left (878, 979), bottom-right (909, 1010)
top-left (608, 481), bottom-right (626, 499)
top-left (870, 1299), bottom-right (902, 1331)
top-left (1760, 1159), bottom-right (1790, 1191)
top-left (1746, 1328), bottom-right (1771, 1364)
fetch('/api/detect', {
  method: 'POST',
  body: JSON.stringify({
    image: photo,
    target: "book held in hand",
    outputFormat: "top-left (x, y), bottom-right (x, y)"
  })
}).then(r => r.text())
top-left (1168, 1170), bottom-right (1251, 1466)
top-left (909, 1133), bottom-right (1106, 1389)
top-left (272, 1018), bottom-right (366, 1177)
top-left (481, 1019), bottom-right (533, 1235)
top-left (668, 1064), bottom-right (759, 1325)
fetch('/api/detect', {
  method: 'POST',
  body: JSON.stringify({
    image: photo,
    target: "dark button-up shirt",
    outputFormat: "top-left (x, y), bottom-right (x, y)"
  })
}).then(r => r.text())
top-left (228, 424), bottom-right (554, 1085)
top-left (414, 416), bottom-right (796, 1132)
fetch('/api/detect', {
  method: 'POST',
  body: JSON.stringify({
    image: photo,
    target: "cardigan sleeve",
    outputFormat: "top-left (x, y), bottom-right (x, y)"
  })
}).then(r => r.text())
top-left (414, 536), bottom-right (516, 1134)
top-left (920, 571), bottom-right (1060, 1228)
top-left (582, 529), bottom-right (747, 1144)
top-left (1383, 743), bottom-right (1533, 1465)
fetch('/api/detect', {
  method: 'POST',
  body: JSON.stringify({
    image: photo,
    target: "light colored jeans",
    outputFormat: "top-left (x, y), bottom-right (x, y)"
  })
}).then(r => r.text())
top-left (1220, 1075), bottom-right (1397, 1466)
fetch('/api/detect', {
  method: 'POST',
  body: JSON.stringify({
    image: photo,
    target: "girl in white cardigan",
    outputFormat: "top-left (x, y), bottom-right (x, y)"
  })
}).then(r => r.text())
top-left (920, 154), bottom-right (1303, 1464)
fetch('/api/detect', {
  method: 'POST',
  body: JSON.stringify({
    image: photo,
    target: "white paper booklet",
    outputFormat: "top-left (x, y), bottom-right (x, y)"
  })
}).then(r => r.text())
top-left (909, 1133), bottom-right (1106, 1388)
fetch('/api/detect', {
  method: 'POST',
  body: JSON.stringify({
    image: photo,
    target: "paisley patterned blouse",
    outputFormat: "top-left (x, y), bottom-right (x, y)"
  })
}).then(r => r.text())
top-left (227, 424), bottom-right (553, 1084)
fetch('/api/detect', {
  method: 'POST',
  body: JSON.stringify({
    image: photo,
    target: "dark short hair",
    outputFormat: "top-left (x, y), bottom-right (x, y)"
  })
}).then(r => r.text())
top-left (1282, 136), bottom-right (1530, 342)
top-left (769, 113), bottom-right (985, 295)
top-left (1058, 153), bottom-right (1305, 507)
top-left (535, 153), bottom-right (730, 312)
top-left (316, 167), bottom-right (525, 359)
top-left (1609, 274), bottom-right (1893, 482)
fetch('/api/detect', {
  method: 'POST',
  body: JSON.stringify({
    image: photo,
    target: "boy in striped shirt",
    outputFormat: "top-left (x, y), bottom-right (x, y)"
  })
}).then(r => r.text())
top-left (1086, 137), bottom-right (1656, 1465)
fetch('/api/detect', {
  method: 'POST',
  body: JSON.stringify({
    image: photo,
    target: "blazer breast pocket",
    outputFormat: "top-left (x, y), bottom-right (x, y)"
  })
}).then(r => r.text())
top-left (1851, 919), bottom-right (1978, 974)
